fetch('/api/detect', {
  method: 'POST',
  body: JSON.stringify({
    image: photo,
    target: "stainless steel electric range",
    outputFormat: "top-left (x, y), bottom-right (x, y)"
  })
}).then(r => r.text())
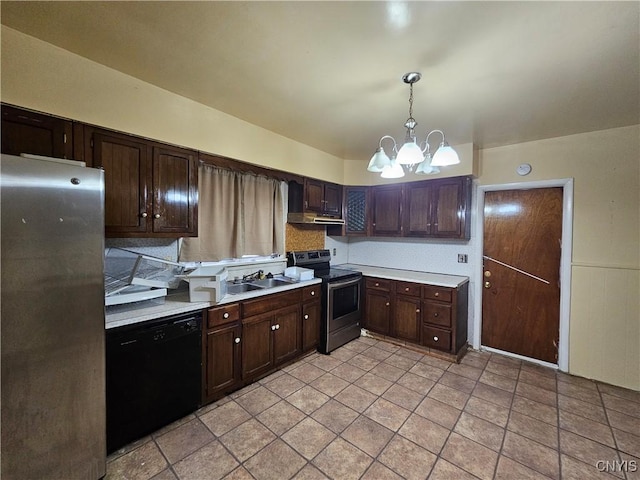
top-left (287, 249), bottom-right (362, 354)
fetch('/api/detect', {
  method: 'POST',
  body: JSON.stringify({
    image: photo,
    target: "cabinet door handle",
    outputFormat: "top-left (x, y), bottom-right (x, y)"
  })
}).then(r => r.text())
top-left (271, 325), bottom-right (276, 331)
top-left (223, 312), bottom-right (230, 319)
top-left (375, 283), bottom-right (380, 287)
top-left (434, 313), bottom-right (439, 317)
top-left (385, 302), bottom-right (390, 307)
top-left (234, 337), bottom-right (240, 344)
top-left (304, 314), bottom-right (309, 320)
top-left (310, 291), bottom-right (315, 296)
top-left (433, 336), bottom-right (439, 342)
top-left (154, 213), bottom-right (161, 219)
top-left (141, 212), bottom-right (148, 218)
top-left (405, 287), bottom-right (410, 292)
top-left (434, 292), bottom-right (439, 297)
top-left (416, 309), bottom-right (420, 313)
top-left (275, 324), bottom-right (280, 330)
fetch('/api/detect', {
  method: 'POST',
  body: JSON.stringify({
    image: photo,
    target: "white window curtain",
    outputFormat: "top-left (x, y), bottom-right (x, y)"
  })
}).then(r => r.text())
top-left (180, 165), bottom-right (287, 261)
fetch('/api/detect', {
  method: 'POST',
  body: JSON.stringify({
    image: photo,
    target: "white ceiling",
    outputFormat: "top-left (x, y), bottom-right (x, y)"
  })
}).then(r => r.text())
top-left (2, 1), bottom-right (638, 160)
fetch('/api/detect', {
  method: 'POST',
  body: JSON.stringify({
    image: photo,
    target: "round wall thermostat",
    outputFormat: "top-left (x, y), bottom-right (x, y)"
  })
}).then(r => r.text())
top-left (516, 163), bottom-right (532, 176)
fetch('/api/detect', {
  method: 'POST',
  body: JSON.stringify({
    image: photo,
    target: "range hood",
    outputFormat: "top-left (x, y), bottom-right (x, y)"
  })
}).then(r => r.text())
top-left (287, 212), bottom-right (345, 225)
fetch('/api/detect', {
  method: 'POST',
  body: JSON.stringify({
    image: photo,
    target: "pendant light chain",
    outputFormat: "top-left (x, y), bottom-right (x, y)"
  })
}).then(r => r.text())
top-left (408, 82), bottom-right (414, 119)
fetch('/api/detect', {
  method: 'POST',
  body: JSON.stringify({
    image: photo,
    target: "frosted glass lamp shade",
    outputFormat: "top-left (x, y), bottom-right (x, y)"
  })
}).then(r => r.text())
top-left (380, 160), bottom-right (405, 178)
top-left (415, 153), bottom-right (441, 175)
top-left (396, 140), bottom-right (424, 165)
top-left (431, 144), bottom-right (460, 166)
top-left (367, 148), bottom-right (391, 172)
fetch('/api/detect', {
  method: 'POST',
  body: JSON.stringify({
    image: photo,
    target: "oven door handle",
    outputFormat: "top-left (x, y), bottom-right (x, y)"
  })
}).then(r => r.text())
top-left (327, 276), bottom-right (362, 291)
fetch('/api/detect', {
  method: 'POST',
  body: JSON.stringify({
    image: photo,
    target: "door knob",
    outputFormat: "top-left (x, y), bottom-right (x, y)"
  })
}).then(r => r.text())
top-left (484, 281), bottom-right (491, 289)
top-left (484, 270), bottom-right (492, 278)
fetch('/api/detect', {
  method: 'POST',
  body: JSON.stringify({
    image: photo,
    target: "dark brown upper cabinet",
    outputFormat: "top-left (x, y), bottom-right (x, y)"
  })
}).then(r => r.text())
top-left (326, 186), bottom-right (370, 237)
top-left (304, 178), bottom-right (342, 217)
top-left (333, 176), bottom-right (471, 240)
top-left (1, 104), bottom-right (73, 159)
top-left (371, 184), bottom-right (404, 236)
top-left (83, 126), bottom-right (198, 238)
top-left (289, 178), bottom-right (343, 218)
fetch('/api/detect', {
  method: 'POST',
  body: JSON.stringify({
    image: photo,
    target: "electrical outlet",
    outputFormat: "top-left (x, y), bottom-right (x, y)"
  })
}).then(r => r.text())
top-left (332, 248), bottom-right (337, 256)
top-left (457, 254), bottom-right (468, 263)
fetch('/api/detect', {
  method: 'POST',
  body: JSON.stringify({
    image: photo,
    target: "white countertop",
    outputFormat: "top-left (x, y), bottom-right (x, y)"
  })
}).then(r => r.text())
top-left (338, 264), bottom-right (468, 288)
top-left (105, 278), bottom-right (322, 329)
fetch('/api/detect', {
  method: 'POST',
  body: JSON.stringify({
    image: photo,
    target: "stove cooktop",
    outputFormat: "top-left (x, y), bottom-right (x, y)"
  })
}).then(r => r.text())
top-left (286, 250), bottom-right (361, 282)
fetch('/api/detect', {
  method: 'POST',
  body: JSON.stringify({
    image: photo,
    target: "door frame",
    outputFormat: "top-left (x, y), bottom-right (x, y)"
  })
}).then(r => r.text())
top-left (473, 178), bottom-right (574, 371)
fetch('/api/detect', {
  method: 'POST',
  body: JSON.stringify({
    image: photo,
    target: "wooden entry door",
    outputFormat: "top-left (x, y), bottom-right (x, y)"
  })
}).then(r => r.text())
top-left (482, 188), bottom-right (563, 363)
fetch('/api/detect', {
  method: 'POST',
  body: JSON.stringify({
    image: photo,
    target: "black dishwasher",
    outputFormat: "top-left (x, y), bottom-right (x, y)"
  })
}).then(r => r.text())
top-left (106, 311), bottom-right (202, 453)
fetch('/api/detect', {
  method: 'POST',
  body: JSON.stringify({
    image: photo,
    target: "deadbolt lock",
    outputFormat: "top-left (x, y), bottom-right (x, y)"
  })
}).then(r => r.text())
top-left (484, 271), bottom-right (491, 278)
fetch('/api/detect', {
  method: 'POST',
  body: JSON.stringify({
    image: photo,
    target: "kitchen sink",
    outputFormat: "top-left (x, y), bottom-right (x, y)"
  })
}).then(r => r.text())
top-left (248, 278), bottom-right (294, 288)
top-left (225, 277), bottom-right (296, 295)
top-left (226, 283), bottom-right (264, 294)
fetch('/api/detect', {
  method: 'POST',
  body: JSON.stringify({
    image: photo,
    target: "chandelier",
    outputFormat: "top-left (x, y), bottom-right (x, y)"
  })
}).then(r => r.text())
top-left (367, 72), bottom-right (460, 179)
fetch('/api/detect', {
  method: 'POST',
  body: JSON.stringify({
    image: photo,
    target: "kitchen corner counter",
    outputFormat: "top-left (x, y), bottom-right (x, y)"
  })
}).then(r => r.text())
top-left (105, 278), bottom-right (322, 329)
top-left (338, 264), bottom-right (469, 288)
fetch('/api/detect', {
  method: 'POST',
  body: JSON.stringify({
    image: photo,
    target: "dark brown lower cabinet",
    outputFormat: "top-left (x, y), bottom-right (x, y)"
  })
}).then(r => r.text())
top-left (272, 305), bottom-right (301, 366)
top-left (205, 322), bottom-right (241, 400)
top-left (363, 275), bottom-right (469, 357)
top-left (241, 290), bottom-right (303, 382)
top-left (241, 312), bottom-right (274, 380)
top-left (302, 300), bottom-right (321, 352)
top-left (393, 295), bottom-right (421, 343)
top-left (202, 284), bottom-right (322, 404)
top-left (365, 289), bottom-right (391, 335)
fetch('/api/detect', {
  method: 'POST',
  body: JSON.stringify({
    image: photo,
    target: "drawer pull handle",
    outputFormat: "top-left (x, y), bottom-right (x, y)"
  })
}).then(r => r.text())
top-left (375, 283), bottom-right (380, 287)
top-left (223, 312), bottom-right (230, 319)
top-left (234, 337), bottom-right (240, 344)
top-left (311, 291), bottom-right (315, 296)
top-left (416, 309), bottom-right (420, 313)
top-left (434, 313), bottom-right (439, 317)
top-left (405, 287), bottom-right (410, 292)
top-left (434, 292), bottom-right (439, 297)
top-left (433, 336), bottom-right (439, 342)
top-left (304, 314), bottom-right (309, 320)
top-left (385, 302), bottom-right (390, 307)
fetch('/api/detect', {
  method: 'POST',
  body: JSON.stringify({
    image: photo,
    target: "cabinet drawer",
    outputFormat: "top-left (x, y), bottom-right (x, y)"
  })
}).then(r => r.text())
top-left (422, 325), bottom-right (452, 351)
top-left (242, 289), bottom-right (301, 318)
top-left (423, 302), bottom-right (452, 328)
top-left (396, 281), bottom-right (421, 297)
top-left (302, 284), bottom-right (321, 302)
top-left (208, 303), bottom-right (240, 328)
top-left (422, 285), bottom-right (453, 303)
top-left (366, 277), bottom-right (392, 291)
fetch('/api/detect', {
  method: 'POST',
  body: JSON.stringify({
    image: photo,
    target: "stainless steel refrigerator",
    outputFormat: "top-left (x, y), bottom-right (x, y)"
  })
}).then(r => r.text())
top-left (1, 154), bottom-right (106, 479)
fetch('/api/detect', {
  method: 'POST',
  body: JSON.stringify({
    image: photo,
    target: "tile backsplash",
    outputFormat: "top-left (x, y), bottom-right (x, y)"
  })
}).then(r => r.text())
top-left (285, 223), bottom-right (325, 252)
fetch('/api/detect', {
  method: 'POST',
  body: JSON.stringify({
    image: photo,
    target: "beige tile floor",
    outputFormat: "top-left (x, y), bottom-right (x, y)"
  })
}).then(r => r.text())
top-left (106, 337), bottom-right (640, 480)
